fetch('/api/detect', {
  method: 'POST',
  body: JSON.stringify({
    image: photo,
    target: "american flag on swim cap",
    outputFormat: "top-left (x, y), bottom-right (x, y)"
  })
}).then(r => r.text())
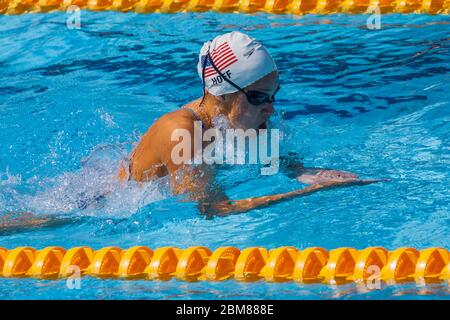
top-left (203, 42), bottom-right (238, 78)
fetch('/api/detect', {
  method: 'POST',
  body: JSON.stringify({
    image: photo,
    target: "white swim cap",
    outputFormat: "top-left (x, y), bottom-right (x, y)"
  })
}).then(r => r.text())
top-left (197, 31), bottom-right (277, 96)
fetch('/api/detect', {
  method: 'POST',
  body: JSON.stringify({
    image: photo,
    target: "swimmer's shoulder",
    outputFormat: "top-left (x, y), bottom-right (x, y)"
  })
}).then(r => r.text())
top-left (128, 100), bottom-right (202, 180)
top-left (151, 99), bottom-right (202, 135)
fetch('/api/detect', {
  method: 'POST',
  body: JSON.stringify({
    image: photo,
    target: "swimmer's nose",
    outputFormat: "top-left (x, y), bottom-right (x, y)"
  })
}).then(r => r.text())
top-left (262, 103), bottom-right (275, 117)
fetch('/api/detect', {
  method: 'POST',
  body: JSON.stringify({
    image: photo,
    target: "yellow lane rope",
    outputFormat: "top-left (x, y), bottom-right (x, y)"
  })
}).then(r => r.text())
top-left (1, 246), bottom-right (449, 284)
top-left (0, 0), bottom-right (449, 15)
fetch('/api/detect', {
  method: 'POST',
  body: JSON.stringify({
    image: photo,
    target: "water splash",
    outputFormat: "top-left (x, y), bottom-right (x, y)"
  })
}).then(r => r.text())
top-left (0, 144), bottom-right (171, 219)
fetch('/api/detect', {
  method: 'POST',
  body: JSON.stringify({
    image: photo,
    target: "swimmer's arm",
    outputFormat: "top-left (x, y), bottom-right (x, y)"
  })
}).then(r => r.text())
top-left (169, 163), bottom-right (228, 202)
top-left (0, 212), bottom-right (80, 235)
top-left (162, 119), bottom-right (229, 202)
top-left (199, 179), bottom-right (385, 216)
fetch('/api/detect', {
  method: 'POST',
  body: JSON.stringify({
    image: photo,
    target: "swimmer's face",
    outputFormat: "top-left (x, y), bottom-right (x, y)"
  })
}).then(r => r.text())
top-left (225, 71), bottom-right (279, 131)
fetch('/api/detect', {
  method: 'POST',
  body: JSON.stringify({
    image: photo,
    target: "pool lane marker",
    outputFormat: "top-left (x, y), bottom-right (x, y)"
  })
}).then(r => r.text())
top-left (0, 245), bottom-right (449, 285)
top-left (0, 0), bottom-right (449, 15)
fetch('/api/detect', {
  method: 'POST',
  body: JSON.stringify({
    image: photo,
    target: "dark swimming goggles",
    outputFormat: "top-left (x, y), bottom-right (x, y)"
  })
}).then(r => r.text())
top-left (244, 86), bottom-right (280, 106)
top-left (203, 52), bottom-right (280, 106)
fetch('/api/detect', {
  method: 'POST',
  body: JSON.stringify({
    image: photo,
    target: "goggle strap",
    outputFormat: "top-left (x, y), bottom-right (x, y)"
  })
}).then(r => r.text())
top-left (199, 51), bottom-right (209, 106)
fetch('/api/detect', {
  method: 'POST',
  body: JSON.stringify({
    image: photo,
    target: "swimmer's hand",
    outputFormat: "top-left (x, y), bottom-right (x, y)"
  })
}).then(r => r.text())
top-left (200, 179), bottom-right (386, 216)
top-left (297, 169), bottom-right (359, 185)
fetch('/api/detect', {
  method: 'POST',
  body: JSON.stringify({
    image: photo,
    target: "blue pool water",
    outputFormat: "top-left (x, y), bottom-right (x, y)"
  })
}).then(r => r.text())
top-left (0, 11), bottom-right (449, 299)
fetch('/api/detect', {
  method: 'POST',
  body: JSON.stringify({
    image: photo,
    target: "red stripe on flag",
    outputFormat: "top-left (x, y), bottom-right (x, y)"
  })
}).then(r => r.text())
top-left (212, 48), bottom-right (233, 64)
top-left (204, 42), bottom-right (238, 78)
top-left (204, 57), bottom-right (237, 77)
top-left (204, 69), bottom-right (217, 77)
top-left (211, 42), bottom-right (228, 53)
top-left (214, 52), bottom-right (236, 68)
top-left (211, 44), bottom-right (231, 57)
top-left (210, 48), bottom-right (235, 68)
top-left (217, 57), bottom-right (238, 71)
top-left (212, 48), bottom-right (232, 61)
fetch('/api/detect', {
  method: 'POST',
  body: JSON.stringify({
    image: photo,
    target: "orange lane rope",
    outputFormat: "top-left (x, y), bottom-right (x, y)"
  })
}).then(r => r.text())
top-left (0, 246), bottom-right (449, 284)
top-left (0, 0), bottom-right (449, 15)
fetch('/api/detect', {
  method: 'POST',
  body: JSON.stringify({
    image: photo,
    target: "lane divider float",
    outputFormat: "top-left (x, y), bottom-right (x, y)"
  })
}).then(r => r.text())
top-left (0, 245), bottom-right (449, 284)
top-left (0, 0), bottom-right (449, 15)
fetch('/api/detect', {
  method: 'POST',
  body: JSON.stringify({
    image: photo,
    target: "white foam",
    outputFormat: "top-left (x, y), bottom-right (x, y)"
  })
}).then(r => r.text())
top-left (1, 144), bottom-right (171, 219)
